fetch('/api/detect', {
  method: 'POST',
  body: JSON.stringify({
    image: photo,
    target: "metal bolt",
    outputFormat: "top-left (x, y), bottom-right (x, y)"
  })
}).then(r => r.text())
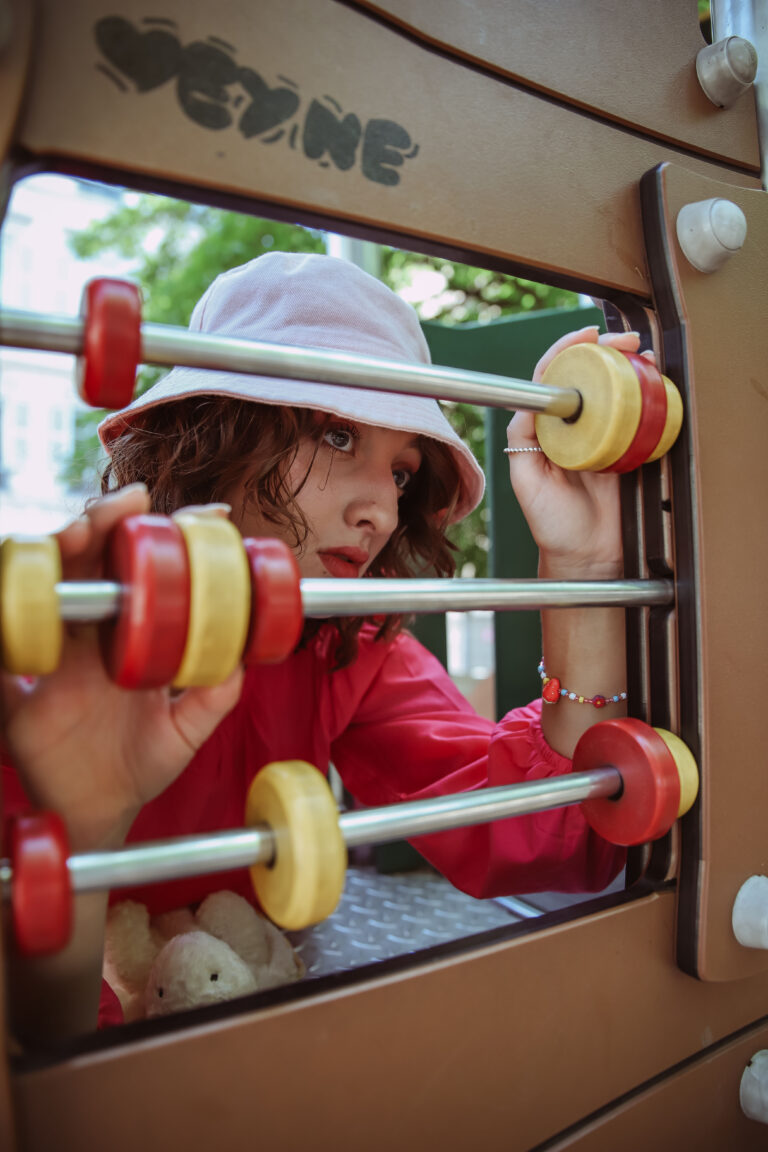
top-left (696, 35), bottom-right (758, 108)
top-left (676, 198), bottom-right (747, 273)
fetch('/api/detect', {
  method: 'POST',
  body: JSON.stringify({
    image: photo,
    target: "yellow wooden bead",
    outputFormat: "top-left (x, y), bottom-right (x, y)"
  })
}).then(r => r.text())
top-left (172, 513), bottom-right (250, 687)
top-left (645, 374), bottom-right (684, 462)
top-left (245, 760), bottom-right (347, 930)
top-left (0, 536), bottom-right (63, 675)
top-left (653, 727), bottom-right (699, 818)
top-left (535, 343), bottom-right (642, 471)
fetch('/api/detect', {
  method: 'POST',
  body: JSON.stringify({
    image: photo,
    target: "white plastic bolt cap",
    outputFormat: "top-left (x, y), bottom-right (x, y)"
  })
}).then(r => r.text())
top-left (732, 875), bottom-right (768, 948)
top-left (740, 1050), bottom-right (768, 1124)
top-left (697, 36), bottom-right (758, 108)
top-left (676, 198), bottom-right (747, 273)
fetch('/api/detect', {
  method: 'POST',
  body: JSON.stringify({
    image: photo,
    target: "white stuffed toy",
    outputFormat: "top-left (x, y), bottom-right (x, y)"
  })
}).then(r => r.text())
top-left (103, 890), bottom-right (305, 1021)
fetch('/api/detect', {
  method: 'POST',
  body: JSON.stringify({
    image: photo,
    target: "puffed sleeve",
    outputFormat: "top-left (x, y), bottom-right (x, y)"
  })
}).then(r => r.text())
top-left (330, 631), bottom-right (625, 898)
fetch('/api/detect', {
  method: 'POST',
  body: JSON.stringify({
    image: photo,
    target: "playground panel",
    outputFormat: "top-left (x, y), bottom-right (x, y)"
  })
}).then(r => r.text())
top-left (11, 0), bottom-right (761, 296)
top-left (2, 1), bottom-right (768, 1147)
top-left (357, 0), bottom-right (760, 167)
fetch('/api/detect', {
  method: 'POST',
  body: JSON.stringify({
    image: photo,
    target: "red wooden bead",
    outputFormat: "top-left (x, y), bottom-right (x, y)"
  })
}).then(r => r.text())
top-left (592, 695), bottom-right (607, 708)
top-left (601, 352), bottom-right (668, 475)
top-left (242, 537), bottom-right (303, 664)
top-left (10, 812), bottom-right (72, 956)
top-left (99, 514), bottom-right (190, 688)
top-left (77, 278), bottom-right (142, 409)
top-left (542, 677), bottom-right (561, 703)
top-left (577, 717), bottom-right (680, 846)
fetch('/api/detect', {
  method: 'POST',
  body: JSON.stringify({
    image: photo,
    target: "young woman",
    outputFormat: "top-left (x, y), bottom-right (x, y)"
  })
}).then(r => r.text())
top-left (1, 252), bottom-right (634, 1039)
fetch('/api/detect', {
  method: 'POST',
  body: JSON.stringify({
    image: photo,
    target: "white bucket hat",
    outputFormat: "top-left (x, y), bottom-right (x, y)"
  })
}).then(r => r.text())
top-left (98, 252), bottom-right (485, 523)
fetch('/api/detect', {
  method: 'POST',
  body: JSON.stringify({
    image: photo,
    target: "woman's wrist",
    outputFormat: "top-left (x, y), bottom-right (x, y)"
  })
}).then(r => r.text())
top-left (538, 553), bottom-right (623, 581)
top-left (65, 806), bottom-right (137, 855)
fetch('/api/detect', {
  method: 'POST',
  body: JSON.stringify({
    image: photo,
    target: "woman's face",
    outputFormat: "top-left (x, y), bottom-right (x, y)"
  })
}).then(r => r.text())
top-left (226, 417), bottom-right (423, 578)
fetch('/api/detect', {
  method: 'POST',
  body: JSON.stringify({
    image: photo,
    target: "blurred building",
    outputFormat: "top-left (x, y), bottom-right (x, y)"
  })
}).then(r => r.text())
top-left (0, 174), bottom-right (130, 534)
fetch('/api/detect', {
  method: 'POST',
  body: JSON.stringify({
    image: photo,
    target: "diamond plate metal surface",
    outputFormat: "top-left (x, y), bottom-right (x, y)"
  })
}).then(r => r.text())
top-left (286, 866), bottom-right (526, 977)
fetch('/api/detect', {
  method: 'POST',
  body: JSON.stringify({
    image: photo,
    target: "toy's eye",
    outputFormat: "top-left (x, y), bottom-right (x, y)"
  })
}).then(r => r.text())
top-left (210, 972), bottom-right (219, 982)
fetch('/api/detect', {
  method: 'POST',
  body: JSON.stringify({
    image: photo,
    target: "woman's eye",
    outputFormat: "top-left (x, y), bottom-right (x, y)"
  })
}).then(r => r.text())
top-left (323, 427), bottom-right (356, 452)
top-left (393, 468), bottom-right (413, 492)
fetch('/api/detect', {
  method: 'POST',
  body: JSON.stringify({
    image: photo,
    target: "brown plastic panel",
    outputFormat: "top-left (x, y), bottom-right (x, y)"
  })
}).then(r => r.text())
top-left (0, 0), bottom-right (34, 203)
top-left (358, 0), bottom-right (761, 171)
top-left (546, 1019), bottom-right (768, 1151)
top-left (10, 894), bottom-right (768, 1151)
top-left (12, 0), bottom-right (759, 299)
top-left (2, 4), bottom-right (768, 1148)
top-left (0, 927), bottom-right (18, 1152)
top-left (641, 164), bottom-right (768, 982)
top-left (0, 0), bottom-right (32, 1124)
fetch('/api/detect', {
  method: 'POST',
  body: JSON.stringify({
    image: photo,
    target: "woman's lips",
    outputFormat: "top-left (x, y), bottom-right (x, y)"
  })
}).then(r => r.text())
top-left (318, 548), bottom-right (368, 578)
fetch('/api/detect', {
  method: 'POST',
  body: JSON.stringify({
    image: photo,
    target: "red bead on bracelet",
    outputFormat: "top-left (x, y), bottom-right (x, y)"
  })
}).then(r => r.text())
top-left (538, 659), bottom-right (627, 708)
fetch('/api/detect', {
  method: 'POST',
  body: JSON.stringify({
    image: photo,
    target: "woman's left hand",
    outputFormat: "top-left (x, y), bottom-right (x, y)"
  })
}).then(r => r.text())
top-left (506, 326), bottom-right (647, 577)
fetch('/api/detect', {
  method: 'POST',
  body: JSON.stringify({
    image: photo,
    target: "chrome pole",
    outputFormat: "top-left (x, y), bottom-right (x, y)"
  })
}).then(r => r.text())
top-left (712, 0), bottom-right (768, 188)
top-left (299, 577), bottom-right (674, 616)
top-left (56, 576), bottom-right (674, 623)
top-left (0, 309), bottom-right (580, 417)
top-left (63, 767), bottom-right (621, 894)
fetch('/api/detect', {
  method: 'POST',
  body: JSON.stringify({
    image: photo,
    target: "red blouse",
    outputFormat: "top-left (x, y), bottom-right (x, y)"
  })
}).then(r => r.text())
top-left (2, 625), bottom-right (625, 912)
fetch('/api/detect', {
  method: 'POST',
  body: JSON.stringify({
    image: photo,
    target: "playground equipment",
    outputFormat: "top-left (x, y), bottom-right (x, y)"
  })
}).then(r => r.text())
top-left (1, 1), bottom-right (767, 1147)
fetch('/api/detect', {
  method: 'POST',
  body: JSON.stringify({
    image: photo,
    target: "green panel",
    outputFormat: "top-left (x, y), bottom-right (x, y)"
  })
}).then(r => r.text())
top-left (383, 309), bottom-right (603, 875)
top-left (409, 612), bottom-right (447, 667)
top-left (423, 307), bottom-right (604, 717)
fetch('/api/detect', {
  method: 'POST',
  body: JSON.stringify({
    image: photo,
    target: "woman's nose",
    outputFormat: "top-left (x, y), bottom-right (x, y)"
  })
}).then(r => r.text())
top-left (345, 476), bottom-right (399, 537)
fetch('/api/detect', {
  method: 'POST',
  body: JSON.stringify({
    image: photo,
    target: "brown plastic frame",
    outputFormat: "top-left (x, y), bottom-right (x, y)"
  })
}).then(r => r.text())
top-left (2, 1), bottom-right (768, 1148)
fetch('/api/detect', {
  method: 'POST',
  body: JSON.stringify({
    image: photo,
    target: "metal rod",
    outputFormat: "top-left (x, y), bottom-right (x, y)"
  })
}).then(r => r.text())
top-left (64, 767), bottom-right (621, 894)
top-left (67, 828), bottom-right (277, 892)
top-left (298, 577), bottom-right (674, 615)
top-left (338, 768), bottom-right (621, 846)
top-left (0, 309), bottom-right (581, 417)
top-left (713, 0), bottom-right (768, 189)
top-left (57, 581), bottom-right (122, 620)
top-left (56, 576), bottom-right (674, 623)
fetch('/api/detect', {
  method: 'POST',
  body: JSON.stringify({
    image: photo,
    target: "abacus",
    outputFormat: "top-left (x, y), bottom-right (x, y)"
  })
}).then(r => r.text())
top-left (1, 1), bottom-right (767, 1149)
top-left (3, 278), bottom-right (684, 473)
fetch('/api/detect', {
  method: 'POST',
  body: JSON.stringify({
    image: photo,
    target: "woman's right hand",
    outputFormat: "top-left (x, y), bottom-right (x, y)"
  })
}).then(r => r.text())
top-left (0, 485), bottom-right (244, 853)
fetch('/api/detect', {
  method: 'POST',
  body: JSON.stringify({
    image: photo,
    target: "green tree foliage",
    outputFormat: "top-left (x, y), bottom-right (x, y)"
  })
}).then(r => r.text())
top-left (66, 196), bottom-right (579, 575)
top-left (71, 198), bottom-right (326, 325)
top-left (381, 249), bottom-right (576, 325)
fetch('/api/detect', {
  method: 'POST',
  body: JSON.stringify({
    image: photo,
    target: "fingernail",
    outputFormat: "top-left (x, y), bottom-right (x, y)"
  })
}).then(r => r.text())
top-left (175, 503), bottom-right (232, 518)
top-left (195, 503), bottom-right (232, 515)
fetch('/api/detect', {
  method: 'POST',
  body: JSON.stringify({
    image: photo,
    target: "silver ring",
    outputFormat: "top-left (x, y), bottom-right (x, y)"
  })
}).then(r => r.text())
top-left (504, 446), bottom-right (544, 455)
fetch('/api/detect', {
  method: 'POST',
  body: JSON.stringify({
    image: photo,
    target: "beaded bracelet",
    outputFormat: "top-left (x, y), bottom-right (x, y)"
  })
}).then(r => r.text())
top-left (538, 658), bottom-right (627, 709)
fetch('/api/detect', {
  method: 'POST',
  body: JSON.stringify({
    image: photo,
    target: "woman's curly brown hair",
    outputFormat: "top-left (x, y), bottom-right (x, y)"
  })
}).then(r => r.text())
top-left (102, 396), bottom-right (462, 667)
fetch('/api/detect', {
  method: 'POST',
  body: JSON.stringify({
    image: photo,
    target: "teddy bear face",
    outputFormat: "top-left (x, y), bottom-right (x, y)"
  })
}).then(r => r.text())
top-left (104, 890), bottom-right (305, 1023)
top-left (144, 931), bottom-right (259, 1018)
